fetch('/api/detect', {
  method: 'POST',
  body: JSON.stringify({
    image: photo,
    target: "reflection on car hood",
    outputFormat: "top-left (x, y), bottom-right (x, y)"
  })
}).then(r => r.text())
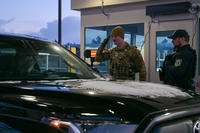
top-left (2, 79), bottom-right (191, 98)
top-left (3, 79), bottom-right (198, 109)
top-left (68, 80), bottom-right (191, 98)
top-left (1, 79), bottom-right (200, 124)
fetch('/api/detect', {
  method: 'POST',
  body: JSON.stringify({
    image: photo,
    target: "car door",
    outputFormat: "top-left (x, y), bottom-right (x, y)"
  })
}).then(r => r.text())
top-left (147, 20), bottom-right (197, 83)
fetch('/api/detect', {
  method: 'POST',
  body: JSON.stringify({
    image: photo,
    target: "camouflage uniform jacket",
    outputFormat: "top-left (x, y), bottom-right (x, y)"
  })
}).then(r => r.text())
top-left (95, 42), bottom-right (146, 81)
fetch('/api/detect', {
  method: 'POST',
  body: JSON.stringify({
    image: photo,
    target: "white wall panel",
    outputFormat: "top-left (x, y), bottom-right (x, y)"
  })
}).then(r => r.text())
top-left (71, 0), bottom-right (152, 10)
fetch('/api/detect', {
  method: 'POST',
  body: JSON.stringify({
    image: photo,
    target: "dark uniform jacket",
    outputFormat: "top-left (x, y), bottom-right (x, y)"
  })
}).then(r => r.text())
top-left (159, 44), bottom-right (196, 89)
top-left (95, 42), bottom-right (146, 81)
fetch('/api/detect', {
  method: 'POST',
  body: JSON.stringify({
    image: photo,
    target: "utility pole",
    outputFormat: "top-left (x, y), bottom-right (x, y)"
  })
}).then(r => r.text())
top-left (58, 0), bottom-right (62, 45)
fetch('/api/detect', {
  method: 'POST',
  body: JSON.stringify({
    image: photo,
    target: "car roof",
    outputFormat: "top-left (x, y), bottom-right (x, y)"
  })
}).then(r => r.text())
top-left (0, 32), bottom-right (55, 44)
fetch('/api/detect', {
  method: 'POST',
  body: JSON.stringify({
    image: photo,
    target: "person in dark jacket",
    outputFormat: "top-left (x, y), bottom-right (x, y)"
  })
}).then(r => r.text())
top-left (159, 29), bottom-right (196, 90)
top-left (95, 26), bottom-right (146, 81)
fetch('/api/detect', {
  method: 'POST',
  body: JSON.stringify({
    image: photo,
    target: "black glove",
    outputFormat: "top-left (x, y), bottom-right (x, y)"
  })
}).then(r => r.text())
top-left (163, 54), bottom-right (174, 67)
top-left (101, 36), bottom-right (110, 46)
top-left (159, 67), bottom-right (165, 81)
top-left (165, 54), bottom-right (173, 61)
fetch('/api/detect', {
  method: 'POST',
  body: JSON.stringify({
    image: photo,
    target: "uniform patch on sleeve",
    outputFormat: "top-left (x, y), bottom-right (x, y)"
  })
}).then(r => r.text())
top-left (174, 59), bottom-right (182, 67)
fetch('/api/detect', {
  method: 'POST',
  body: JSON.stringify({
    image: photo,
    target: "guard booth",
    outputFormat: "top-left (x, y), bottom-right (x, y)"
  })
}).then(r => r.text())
top-left (71, 0), bottom-right (200, 83)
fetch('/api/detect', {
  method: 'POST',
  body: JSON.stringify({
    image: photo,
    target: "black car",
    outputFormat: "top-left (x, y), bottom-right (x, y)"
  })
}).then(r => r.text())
top-left (0, 114), bottom-right (63, 133)
top-left (0, 33), bottom-right (200, 133)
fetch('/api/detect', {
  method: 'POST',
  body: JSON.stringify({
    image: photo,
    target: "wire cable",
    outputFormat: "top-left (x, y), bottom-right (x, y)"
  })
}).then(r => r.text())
top-left (191, 13), bottom-right (199, 47)
top-left (101, 0), bottom-right (109, 17)
top-left (140, 18), bottom-right (153, 51)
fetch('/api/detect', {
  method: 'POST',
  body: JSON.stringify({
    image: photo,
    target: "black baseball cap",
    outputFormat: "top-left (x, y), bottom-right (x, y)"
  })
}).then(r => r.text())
top-left (168, 29), bottom-right (189, 39)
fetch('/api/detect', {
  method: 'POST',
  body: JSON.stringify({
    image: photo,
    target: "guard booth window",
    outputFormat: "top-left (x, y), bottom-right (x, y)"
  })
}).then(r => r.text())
top-left (156, 30), bottom-right (174, 72)
top-left (84, 23), bottom-right (144, 74)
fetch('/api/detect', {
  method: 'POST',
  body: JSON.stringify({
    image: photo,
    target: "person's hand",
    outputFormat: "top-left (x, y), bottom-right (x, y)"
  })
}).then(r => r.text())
top-left (163, 54), bottom-right (174, 67)
top-left (159, 67), bottom-right (165, 81)
top-left (165, 54), bottom-right (173, 61)
top-left (102, 36), bottom-right (110, 45)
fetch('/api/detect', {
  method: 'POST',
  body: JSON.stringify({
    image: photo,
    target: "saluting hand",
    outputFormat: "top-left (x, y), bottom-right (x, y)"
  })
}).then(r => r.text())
top-left (102, 36), bottom-right (110, 45)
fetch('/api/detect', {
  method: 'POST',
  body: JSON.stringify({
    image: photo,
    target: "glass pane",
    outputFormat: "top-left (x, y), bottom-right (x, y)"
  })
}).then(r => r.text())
top-left (156, 31), bottom-right (174, 72)
top-left (85, 28), bottom-right (108, 74)
top-left (85, 23), bottom-right (144, 74)
top-left (85, 29), bottom-right (107, 49)
top-left (151, 119), bottom-right (193, 133)
top-left (136, 35), bottom-right (144, 51)
top-left (125, 33), bottom-right (131, 44)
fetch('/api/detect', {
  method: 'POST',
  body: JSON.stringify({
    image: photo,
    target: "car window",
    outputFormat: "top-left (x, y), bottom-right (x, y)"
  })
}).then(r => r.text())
top-left (150, 117), bottom-right (200, 133)
top-left (0, 39), bottom-right (20, 78)
top-left (0, 37), bottom-right (101, 80)
top-left (151, 120), bottom-right (193, 133)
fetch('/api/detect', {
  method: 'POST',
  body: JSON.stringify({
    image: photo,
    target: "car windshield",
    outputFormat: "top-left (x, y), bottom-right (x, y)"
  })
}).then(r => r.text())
top-left (0, 36), bottom-right (101, 81)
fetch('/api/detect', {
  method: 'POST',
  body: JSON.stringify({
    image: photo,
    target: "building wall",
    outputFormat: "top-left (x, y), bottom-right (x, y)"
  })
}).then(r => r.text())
top-left (72, 0), bottom-right (200, 82)
top-left (80, 2), bottom-right (147, 56)
top-left (71, 0), bottom-right (153, 10)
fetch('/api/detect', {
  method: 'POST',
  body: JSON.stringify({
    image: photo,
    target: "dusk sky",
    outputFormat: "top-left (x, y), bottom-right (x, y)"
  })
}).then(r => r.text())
top-left (0, 0), bottom-right (80, 44)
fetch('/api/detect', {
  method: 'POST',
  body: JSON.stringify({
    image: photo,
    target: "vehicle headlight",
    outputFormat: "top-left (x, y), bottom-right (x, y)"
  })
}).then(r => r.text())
top-left (50, 120), bottom-right (81, 133)
top-left (49, 119), bottom-right (138, 133)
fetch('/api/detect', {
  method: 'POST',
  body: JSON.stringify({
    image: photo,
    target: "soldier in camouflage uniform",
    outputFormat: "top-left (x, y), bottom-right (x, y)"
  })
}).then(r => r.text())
top-left (95, 26), bottom-right (146, 81)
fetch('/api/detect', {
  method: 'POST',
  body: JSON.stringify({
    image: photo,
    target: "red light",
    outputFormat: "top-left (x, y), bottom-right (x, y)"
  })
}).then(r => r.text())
top-left (90, 50), bottom-right (97, 58)
top-left (50, 120), bottom-right (60, 128)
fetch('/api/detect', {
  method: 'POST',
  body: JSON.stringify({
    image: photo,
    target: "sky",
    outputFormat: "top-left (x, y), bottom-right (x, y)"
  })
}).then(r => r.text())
top-left (0, 0), bottom-right (80, 44)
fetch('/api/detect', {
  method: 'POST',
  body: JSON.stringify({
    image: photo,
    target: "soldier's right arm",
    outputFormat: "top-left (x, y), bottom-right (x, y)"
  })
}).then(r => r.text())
top-left (95, 36), bottom-right (111, 62)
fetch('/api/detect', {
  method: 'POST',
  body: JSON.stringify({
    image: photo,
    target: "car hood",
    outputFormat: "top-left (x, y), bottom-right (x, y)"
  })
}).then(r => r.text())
top-left (0, 79), bottom-right (200, 123)
top-left (1, 79), bottom-right (192, 97)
